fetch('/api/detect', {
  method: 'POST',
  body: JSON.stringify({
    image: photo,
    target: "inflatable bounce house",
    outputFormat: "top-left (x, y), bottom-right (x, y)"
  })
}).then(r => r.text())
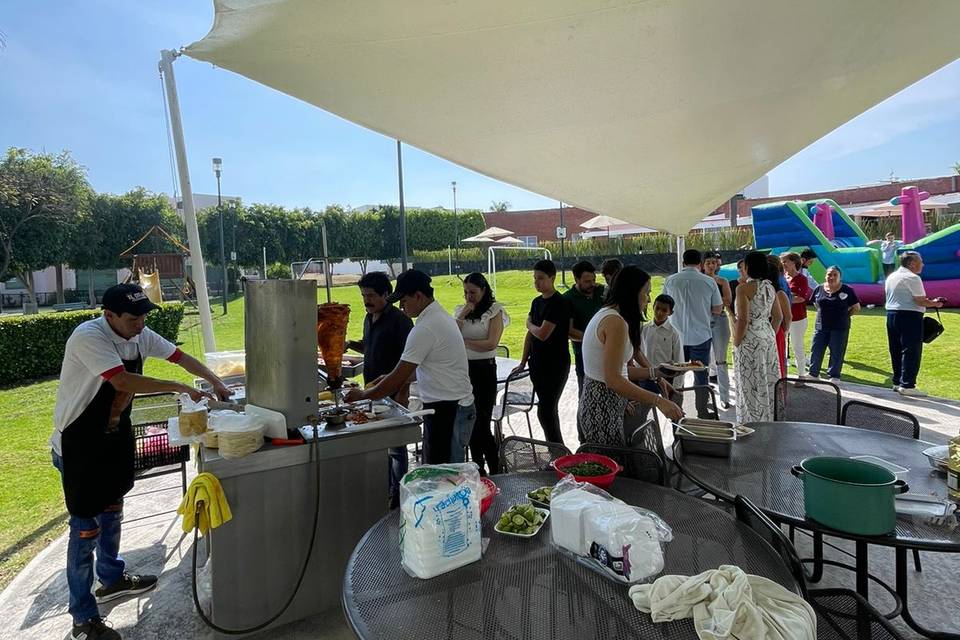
top-left (719, 186), bottom-right (959, 307)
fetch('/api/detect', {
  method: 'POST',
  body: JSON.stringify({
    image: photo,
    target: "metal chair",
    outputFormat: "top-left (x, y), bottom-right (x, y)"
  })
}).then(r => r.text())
top-left (576, 443), bottom-right (665, 486)
top-left (495, 344), bottom-right (510, 358)
top-left (499, 436), bottom-right (571, 474)
top-left (492, 370), bottom-right (537, 442)
top-left (774, 377), bottom-right (842, 424)
top-left (841, 399), bottom-right (923, 573)
top-left (626, 417), bottom-right (666, 462)
top-left (841, 400), bottom-right (920, 440)
top-left (734, 496), bottom-right (907, 640)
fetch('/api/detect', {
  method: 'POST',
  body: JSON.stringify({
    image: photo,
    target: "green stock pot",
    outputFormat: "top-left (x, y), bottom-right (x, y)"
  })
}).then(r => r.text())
top-left (790, 456), bottom-right (909, 536)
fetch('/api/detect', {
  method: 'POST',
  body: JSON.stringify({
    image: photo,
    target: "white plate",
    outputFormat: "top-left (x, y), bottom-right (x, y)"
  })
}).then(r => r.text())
top-left (494, 506), bottom-right (550, 538)
top-left (850, 455), bottom-right (909, 475)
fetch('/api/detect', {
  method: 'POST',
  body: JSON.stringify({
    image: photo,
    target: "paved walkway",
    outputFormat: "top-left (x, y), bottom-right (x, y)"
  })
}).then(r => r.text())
top-left (1, 374), bottom-right (957, 639)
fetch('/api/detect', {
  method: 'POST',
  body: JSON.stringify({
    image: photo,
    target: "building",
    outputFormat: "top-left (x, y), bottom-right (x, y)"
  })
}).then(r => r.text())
top-left (482, 206), bottom-right (597, 246)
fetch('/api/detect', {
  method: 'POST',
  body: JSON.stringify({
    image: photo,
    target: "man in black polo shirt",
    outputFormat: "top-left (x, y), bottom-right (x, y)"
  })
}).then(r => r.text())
top-left (346, 272), bottom-right (413, 508)
top-left (563, 260), bottom-right (606, 395)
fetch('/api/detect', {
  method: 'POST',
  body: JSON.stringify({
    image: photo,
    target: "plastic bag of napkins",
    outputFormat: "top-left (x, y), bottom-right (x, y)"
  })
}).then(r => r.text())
top-left (399, 463), bottom-right (482, 579)
top-left (550, 474), bottom-right (672, 584)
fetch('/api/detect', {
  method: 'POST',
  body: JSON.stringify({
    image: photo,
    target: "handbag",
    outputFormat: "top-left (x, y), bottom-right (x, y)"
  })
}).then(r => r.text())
top-left (922, 309), bottom-right (944, 344)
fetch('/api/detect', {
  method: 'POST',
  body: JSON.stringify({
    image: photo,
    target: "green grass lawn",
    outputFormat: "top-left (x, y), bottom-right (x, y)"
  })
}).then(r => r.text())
top-left (1, 269), bottom-right (958, 590)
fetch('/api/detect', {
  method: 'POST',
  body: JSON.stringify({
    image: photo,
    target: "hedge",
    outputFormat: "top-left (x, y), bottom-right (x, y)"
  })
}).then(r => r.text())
top-left (0, 303), bottom-right (185, 385)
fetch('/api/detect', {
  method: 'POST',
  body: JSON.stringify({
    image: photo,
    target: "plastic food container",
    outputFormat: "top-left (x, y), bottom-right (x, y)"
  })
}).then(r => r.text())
top-left (551, 453), bottom-right (622, 489)
top-left (494, 507), bottom-right (550, 538)
top-left (205, 350), bottom-right (246, 378)
top-left (479, 477), bottom-right (498, 516)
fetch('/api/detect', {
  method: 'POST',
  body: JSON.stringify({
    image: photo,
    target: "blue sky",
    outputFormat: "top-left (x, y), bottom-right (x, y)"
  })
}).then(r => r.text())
top-left (2, 2), bottom-right (958, 213)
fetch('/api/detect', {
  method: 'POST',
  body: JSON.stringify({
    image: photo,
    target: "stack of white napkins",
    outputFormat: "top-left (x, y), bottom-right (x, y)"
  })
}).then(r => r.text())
top-left (628, 565), bottom-right (815, 640)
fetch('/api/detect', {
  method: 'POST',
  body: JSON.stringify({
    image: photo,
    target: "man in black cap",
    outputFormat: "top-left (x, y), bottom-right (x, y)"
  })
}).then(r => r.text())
top-left (345, 270), bottom-right (475, 465)
top-left (51, 284), bottom-right (231, 640)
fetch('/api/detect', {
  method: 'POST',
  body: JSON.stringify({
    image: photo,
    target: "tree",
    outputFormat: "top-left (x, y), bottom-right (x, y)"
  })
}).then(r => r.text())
top-left (0, 148), bottom-right (91, 303)
top-left (490, 201), bottom-right (511, 212)
top-left (67, 189), bottom-right (181, 304)
top-left (953, 161), bottom-right (959, 175)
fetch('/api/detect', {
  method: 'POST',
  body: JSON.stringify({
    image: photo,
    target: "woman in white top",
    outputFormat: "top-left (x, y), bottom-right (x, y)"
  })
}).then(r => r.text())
top-left (579, 266), bottom-right (683, 446)
top-left (455, 272), bottom-right (509, 474)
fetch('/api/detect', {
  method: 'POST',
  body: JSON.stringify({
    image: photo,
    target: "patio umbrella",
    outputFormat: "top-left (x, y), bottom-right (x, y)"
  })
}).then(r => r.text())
top-left (492, 236), bottom-right (524, 245)
top-left (580, 214), bottom-right (631, 238)
top-left (184, 0), bottom-right (960, 235)
top-left (474, 226), bottom-right (515, 239)
top-left (462, 234), bottom-right (497, 244)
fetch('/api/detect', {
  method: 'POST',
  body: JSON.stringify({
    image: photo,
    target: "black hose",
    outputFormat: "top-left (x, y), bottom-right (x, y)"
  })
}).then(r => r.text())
top-left (190, 432), bottom-right (322, 634)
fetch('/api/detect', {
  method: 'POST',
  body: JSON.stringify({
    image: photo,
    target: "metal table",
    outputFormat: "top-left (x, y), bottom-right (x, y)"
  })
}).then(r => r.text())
top-left (673, 420), bottom-right (960, 639)
top-left (342, 472), bottom-right (800, 640)
top-left (496, 356), bottom-right (521, 384)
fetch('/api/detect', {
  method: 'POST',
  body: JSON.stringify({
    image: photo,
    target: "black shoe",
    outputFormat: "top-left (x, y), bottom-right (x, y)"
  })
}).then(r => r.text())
top-left (95, 573), bottom-right (158, 604)
top-left (388, 494), bottom-right (400, 510)
top-left (72, 617), bottom-right (120, 640)
top-left (709, 375), bottom-right (718, 384)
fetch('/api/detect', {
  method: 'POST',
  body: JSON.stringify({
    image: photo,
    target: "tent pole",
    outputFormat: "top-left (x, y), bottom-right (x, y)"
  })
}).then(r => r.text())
top-left (675, 235), bottom-right (685, 273)
top-left (397, 141), bottom-right (408, 271)
top-left (159, 49), bottom-right (216, 353)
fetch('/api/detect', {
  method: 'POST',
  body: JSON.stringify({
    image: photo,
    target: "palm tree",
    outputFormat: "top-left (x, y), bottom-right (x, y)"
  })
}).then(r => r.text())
top-left (489, 201), bottom-right (511, 212)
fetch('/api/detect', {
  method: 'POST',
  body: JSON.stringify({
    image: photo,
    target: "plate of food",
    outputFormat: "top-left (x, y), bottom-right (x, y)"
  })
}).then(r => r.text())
top-left (494, 503), bottom-right (550, 538)
top-left (658, 360), bottom-right (708, 373)
top-left (526, 486), bottom-right (554, 509)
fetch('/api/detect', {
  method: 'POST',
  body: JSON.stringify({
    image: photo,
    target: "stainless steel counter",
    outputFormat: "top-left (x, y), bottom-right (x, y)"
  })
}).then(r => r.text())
top-left (198, 414), bottom-right (421, 637)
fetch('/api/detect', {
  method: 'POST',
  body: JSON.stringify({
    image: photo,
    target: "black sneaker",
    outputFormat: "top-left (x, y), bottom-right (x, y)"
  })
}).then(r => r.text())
top-left (71, 617), bottom-right (121, 640)
top-left (95, 573), bottom-right (158, 604)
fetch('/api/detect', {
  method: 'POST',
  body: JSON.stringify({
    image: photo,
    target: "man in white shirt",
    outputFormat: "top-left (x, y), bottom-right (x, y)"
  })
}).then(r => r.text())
top-left (884, 252), bottom-right (944, 397)
top-left (346, 270), bottom-right (475, 464)
top-left (662, 249), bottom-right (723, 417)
top-left (880, 233), bottom-right (903, 278)
top-left (51, 284), bottom-right (231, 640)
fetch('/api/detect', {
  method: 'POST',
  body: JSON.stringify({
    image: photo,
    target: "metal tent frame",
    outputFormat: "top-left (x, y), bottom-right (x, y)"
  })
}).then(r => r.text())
top-left (487, 246), bottom-right (552, 294)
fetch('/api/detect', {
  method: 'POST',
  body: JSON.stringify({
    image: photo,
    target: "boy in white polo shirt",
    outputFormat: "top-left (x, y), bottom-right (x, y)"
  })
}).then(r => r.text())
top-left (884, 252), bottom-right (944, 396)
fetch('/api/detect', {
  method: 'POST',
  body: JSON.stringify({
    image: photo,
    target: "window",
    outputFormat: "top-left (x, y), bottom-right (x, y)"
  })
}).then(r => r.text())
top-left (517, 235), bottom-right (538, 248)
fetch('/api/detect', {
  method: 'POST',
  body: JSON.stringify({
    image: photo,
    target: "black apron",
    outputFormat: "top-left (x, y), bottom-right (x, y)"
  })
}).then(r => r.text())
top-left (60, 349), bottom-right (142, 518)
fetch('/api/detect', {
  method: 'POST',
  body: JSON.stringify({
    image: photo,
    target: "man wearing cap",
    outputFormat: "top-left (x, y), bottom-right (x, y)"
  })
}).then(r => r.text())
top-left (51, 284), bottom-right (231, 640)
top-left (345, 270), bottom-right (475, 465)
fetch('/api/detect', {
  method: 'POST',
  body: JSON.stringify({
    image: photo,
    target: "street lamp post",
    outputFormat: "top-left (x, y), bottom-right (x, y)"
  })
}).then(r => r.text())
top-left (451, 181), bottom-right (459, 273)
top-left (212, 157), bottom-right (228, 315)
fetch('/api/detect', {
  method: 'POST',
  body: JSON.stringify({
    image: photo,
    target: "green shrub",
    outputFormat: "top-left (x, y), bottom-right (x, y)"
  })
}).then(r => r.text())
top-left (0, 303), bottom-right (185, 385)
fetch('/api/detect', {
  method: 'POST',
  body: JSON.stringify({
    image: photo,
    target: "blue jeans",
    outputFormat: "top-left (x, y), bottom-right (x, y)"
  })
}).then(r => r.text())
top-left (808, 327), bottom-right (850, 379)
top-left (52, 451), bottom-right (126, 624)
top-left (887, 311), bottom-right (923, 389)
top-left (684, 339), bottom-right (713, 418)
top-left (450, 402), bottom-right (477, 463)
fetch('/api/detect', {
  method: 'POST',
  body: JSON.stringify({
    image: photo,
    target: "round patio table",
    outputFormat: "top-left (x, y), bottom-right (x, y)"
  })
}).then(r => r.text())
top-left (495, 356), bottom-right (521, 384)
top-left (673, 421), bottom-right (960, 639)
top-left (342, 472), bottom-right (800, 640)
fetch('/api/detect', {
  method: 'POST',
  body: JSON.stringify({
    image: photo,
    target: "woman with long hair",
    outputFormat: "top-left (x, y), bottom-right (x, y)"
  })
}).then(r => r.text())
top-left (765, 254), bottom-right (792, 378)
top-left (455, 273), bottom-right (508, 475)
top-left (578, 266), bottom-right (683, 446)
top-left (733, 252), bottom-right (782, 423)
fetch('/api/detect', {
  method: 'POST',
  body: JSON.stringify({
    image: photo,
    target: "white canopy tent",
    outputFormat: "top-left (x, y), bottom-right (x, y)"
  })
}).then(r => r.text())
top-left (184, 0), bottom-right (960, 236)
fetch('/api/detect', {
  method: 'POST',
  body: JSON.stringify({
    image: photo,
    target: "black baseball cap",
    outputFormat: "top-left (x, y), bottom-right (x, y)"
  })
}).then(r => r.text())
top-left (385, 269), bottom-right (433, 303)
top-left (102, 284), bottom-right (159, 316)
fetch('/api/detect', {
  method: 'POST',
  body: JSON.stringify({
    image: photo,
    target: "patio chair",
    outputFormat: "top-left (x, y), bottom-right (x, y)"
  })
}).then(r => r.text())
top-left (492, 370), bottom-right (536, 442)
top-left (840, 399), bottom-right (923, 572)
top-left (576, 443), bottom-right (665, 486)
top-left (734, 496), bottom-right (907, 640)
top-left (774, 378), bottom-right (842, 424)
top-left (495, 344), bottom-right (510, 358)
top-left (840, 400), bottom-right (920, 439)
top-left (498, 436), bottom-right (571, 474)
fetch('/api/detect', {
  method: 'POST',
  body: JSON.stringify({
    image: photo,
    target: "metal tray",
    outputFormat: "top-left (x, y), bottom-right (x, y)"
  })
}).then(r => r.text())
top-left (674, 421), bottom-right (735, 458)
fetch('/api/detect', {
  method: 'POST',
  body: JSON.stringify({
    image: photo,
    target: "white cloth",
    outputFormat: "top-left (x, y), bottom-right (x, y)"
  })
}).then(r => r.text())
top-left (629, 565), bottom-right (816, 640)
top-left (581, 307), bottom-right (633, 381)
top-left (454, 302), bottom-right (510, 360)
top-left (884, 266), bottom-right (926, 313)
top-left (402, 300), bottom-right (474, 404)
top-left (641, 320), bottom-right (684, 368)
top-left (663, 268), bottom-right (723, 346)
top-left (51, 316), bottom-right (178, 455)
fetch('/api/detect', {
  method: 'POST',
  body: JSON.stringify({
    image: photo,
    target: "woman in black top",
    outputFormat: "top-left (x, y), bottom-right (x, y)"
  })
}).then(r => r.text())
top-left (513, 259), bottom-right (571, 445)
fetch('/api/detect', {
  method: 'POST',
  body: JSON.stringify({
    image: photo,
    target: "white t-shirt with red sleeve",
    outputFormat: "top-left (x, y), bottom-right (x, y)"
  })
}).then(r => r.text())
top-left (50, 315), bottom-right (182, 455)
